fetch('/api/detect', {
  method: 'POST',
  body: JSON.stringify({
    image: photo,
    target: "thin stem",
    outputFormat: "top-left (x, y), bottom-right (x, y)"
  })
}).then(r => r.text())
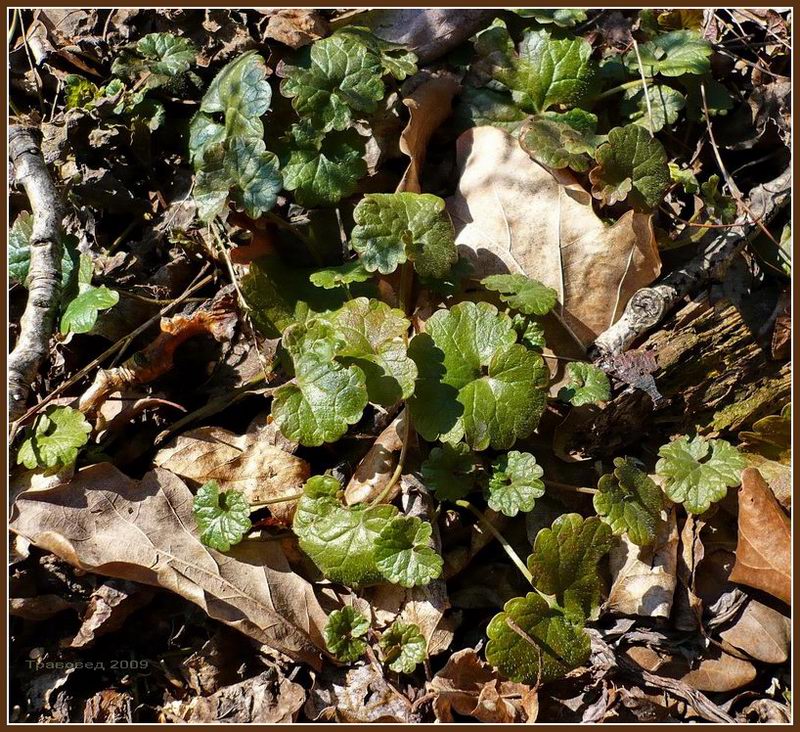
top-left (544, 479), bottom-right (598, 496)
top-left (343, 283), bottom-right (354, 301)
top-left (249, 491), bottom-right (304, 509)
top-left (631, 39), bottom-right (654, 137)
top-left (595, 77), bottom-right (653, 101)
top-left (454, 499), bottom-right (533, 585)
top-left (369, 410), bottom-right (411, 505)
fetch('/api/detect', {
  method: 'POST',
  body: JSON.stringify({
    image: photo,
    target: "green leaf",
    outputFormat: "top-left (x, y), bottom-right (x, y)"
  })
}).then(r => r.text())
top-left (9, 212), bottom-right (76, 287)
top-left (511, 314), bottom-right (546, 350)
top-left (309, 261), bottom-right (371, 290)
top-left (112, 33), bottom-right (195, 88)
top-left (192, 480), bottom-right (252, 552)
top-left (225, 136), bottom-right (283, 220)
top-left (626, 30), bottom-right (712, 77)
top-left (193, 143), bottom-right (231, 221)
top-left (293, 475), bottom-right (398, 586)
top-left (475, 27), bottom-right (598, 114)
top-left (669, 163), bottom-right (699, 194)
top-left (485, 592), bottom-right (591, 684)
top-left (481, 273), bottom-right (558, 316)
top-left (271, 322), bottom-right (369, 446)
top-left (64, 74), bottom-right (100, 109)
top-left (350, 193), bottom-right (457, 279)
top-left (335, 26), bottom-right (418, 80)
top-left (739, 404), bottom-right (791, 464)
top-left (656, 435), bottom-right (747, 514)
top-left (519, 109), bottom-right (603, 171)
top-left (589, 124), bottom-right (670, 210)
top-left (281, 34), bottom-right (385, 133)
top-left (374, 516), bottom-right (443, 588)
top-left (281, 127), bottom-right (367, 208)
top-left (380, 621), bottom-right (427, 674)
top-left (527, 514), bottom-right (613, 622)
top-left (325, 297), bottom-right (416, 407)
top-left (700, 175), bottom-right (737, 224)
top-left (408, 302), bottom-right (549, 451)
top-left (682, 76), bottom-right (733, 121)
top-left (418, 255), bottom-right (474, 297)
top-left (594, 458), bottom-right (664, 546)
top-left (487, 450), bottom-right (545, 517)
top-left (17, 405), bottom-right (91, 471)
top-left (60, 255), bottom-right (119, 335)
top-left (557, 362), bottom-right (611, 406)
top-left (516, 9), bottom-right (588, 27)
top-left (200, 50), bottom-right (271, 142)
top-left (620, 84), bottom-right (686, 132)
top-left (421, 442), bottom-right (482, 501)
top-left (453, 86), bottom-right (528, 134)
top-left (324, 606), bottom-right (370, 662)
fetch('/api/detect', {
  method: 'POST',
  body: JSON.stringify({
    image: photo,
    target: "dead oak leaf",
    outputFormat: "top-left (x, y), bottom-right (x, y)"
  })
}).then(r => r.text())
top-left (9, 463), bottom-right (329, 669)
top-left (729, 468), bottom-right (790, 604)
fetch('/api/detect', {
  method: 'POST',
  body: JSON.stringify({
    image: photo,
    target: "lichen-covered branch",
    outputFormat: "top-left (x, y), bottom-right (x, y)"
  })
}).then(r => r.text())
top-left (8, 126), bottom-right (65, 421)
top-left (591, 166), bottom-right (791, 360)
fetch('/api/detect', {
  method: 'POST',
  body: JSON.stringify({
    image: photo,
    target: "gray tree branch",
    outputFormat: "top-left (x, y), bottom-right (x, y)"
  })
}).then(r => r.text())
top-left (8, 125), bottom-right (65, 422)
top-left (590, 166), bottom-right (791, 361)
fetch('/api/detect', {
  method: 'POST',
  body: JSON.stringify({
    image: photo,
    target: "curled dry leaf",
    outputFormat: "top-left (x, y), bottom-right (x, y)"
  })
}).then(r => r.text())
top-left (345, 410), bottom-right (405, 506)
top-left (446, 126), bottom-right (661, 348)
top-left (154, 425), bottom-right (310, 524)
top-left (9, 463), bottom-right (329, 669)
top-left (608, 507), bottom-right (678, 617)
top-left (427, 648), bottom-right (538, 723)
top-left (397, 70), bottom-right (461, 194)
top-left (262, 9), bottom-right (329, 49)
top-left (728, 468), bottom-right (790, 604)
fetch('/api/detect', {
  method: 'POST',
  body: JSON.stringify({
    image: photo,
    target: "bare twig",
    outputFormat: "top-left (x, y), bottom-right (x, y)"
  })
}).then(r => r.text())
top-left (591, 166), bottom-right (790, 359)
top-left (8, 126), bottom-right (64, 422)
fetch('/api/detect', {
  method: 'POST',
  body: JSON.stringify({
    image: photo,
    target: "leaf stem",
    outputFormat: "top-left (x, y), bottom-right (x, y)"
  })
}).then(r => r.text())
top-left (544, 479), bottom-right (598, 496)
top-left (454, 499), bottom-right (534, 585)
top-left (595, 77), bottom-right (653, 101)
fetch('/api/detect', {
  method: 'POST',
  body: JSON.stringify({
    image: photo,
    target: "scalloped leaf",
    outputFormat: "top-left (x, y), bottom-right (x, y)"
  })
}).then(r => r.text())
top-left (281, 34), bottom-right (385, 132)
top-left (485, 592), bottom-right (591, 684)
top-left (519, 109), bottom-right (603, 171)
top-left (192, 480), bottom-right (252, 552)
top-left (324, 606), bottom-right (370, 662)
top-left (516, 9), bottom-right (588, 27)
top-left (350, 192), bottom-right (457, 279)
top-left (620, 84), bottom-right (686, 132)
top-left (60, 254), bottom-right (119, 335)
top-left (656, 435), bottom-right (747, 514)
top-left (481, 273), bottom-right (558, 316)
top-left (374, 516), bottom-right (443, 588)
top-left (309, 261), bottom-right (371, 290)
top-left (407, 302), bottom-right (549, 451)
top-left (487, 450), bottom-right (545, 517)
top-left (527, 514), bottom-right (614, 622)
top-left (589, 124), bottom-right (670, 211)
top-left (421, 442), bottom-right (482, 502)
top-left (325, 297), bottom-right (416, 407)
top-left (626, 30), bottom-right (712, 78)
top-left (112, 32), bottom-right (196, 88)
top-left (293, 475), bottom-right (399, 586)
top-left (594, 458), bottom-right (664, 546)
top-left (557, 362), bottom-right (611, 406)
top-left (380, 621), bottom-right (427, 674)
top-left (281, 127), bottom-right (367, 208)
top-left (17, 405), bottom-right (92, 472)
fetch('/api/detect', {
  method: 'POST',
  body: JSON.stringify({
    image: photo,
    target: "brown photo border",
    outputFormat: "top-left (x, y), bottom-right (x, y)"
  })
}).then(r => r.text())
top-left (2, 2), bottom-right (795, 728)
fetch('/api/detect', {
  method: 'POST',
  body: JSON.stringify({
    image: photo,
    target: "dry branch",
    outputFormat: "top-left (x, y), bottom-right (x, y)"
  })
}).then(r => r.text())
top-left (591, 166), bottom-right (791, 359)
top-left (8, 125), bottom-right (65, 421)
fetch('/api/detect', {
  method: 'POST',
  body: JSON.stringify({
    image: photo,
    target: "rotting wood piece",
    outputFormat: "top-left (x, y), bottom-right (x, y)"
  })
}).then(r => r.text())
top-left (567, 300), bottom-right (790, 458)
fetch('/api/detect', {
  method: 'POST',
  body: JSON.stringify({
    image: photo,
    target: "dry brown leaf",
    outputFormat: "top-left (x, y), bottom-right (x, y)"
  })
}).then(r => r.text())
top-left (69, 580), bottom-right (155, 649)
top-left (163, 671), bottom-right (305, 723)
top-left (305, 664), bottom-right (418, 722)
top-left (154, 426), bottom-right (310, 524)
top-left (446, 126), bottom-right (661, 348)
top-left (397, 71), bottom-right (461, 194)
top-left (608, 507), bottom-right (678, 617)
top-left (9, 463), bottom-right (329, 669)
top-left (428, 648), bottom-right (537, 723)
top-left (345, 411), bottom-right (405, 506)
top-left (729, 468), bottom-right (790, 604)
top-left (262, 9), bottom-right (328, 49)
top-left (83, 690), bottom-right (133, 724)
top-left (718, 598), bottom-right (790, 664)
top-left (9, 595), bottom-right (82, 622)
